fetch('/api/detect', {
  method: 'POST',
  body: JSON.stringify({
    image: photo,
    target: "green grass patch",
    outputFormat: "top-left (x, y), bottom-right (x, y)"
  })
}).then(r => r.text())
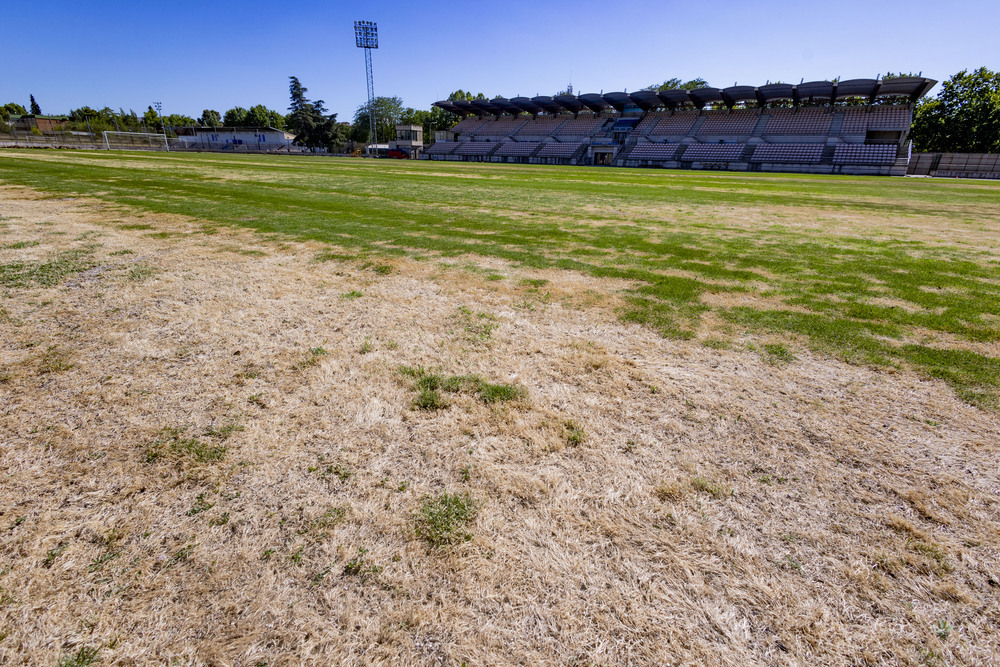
top-left (762, 343), bottom-right (797, 364)
top-left (404, 366), bottom-right (526, 409)
top-left (691, 477), bottom-right (733, 499)
top-left (0, 247), bottom-right (95, 288)
top-left (1, 240), bottom-right (40, 250)
top-left (415, 492), bottom-right (478, 548)
top-left (145, 427), bottom-right (227, 464)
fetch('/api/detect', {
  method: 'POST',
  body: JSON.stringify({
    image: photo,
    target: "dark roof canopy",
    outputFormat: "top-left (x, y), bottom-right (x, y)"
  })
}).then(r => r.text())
top-left (601, 91), bottom-right (632, 112)
top-left (470, 99), bottom-right (501, 115)
top-left (510, 97), bottom-right (542, 114)
top-left (490, 97), bottom-right (524, 115)
top-left (434, 76), bottom-right (937, 116)
top-left (875, 76), bottom-right (937, 101)
top-left (721, 86), bottom-right (758, 107)
top-left (628, 91), bottom-right (663, 110)
top-left (688, 87), bottom-right (723, 108)
top-left (835, 78), bottom-right (879, 100)
top-left (553, 94), bottom-right (584, 113)
top-left (531, 96), bottom-right (564, 114)
top-left (759, 83), bottom-right (795, 102)
top-left (656, 90), bottom-right (691, 110)
top-left (577, 93), bottom-right (612, 113)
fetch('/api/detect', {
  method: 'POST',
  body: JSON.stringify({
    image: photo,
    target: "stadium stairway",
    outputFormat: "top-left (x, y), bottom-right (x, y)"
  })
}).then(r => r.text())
top-left (751, 115), bottom-right (770, 137)
top-left (828, 112), bottom-right (845, 136)
top-left (686, 115), bottom-right (707, 138)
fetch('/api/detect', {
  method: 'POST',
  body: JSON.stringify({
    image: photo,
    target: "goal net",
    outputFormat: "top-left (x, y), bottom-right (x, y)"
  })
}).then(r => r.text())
top-left (102, 131), bottom-right (169, 151)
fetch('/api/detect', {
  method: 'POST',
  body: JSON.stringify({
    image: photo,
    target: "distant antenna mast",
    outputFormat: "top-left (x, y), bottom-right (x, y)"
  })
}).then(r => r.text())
top-left (354, 20), bottom-right (379, 154)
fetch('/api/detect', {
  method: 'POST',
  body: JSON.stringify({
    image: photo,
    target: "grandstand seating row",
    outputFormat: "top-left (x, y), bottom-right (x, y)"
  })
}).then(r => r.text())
top-left (831, 144), bottom-right (898, 164)
top-left (429, 140), bottom-right (898, 166)
top-left (427, 104), bottom-right (911, 172)
top-left (841, 107), bottom-right (911, 133)
top-left (426, 140), bottom-right (585, 159)
top-left (749, 144), bottom-right (825, 164)
top-left (449, 106), bottom-right (913, 139)
top-left (765, 110), bottom-right (832, 135)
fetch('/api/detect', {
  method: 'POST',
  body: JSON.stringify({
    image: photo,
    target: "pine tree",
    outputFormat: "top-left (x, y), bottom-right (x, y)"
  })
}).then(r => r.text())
top-left (29, 94), bottom-right (41, 115)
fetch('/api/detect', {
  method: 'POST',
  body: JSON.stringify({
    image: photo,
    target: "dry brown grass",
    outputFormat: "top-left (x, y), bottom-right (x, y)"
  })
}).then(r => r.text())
top-left (1, 186), bottom-right (999, 665)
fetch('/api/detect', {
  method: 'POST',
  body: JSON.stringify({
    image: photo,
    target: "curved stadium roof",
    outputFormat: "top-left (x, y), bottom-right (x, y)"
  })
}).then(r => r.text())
top-left (434, 77), bottom-right (936, 116)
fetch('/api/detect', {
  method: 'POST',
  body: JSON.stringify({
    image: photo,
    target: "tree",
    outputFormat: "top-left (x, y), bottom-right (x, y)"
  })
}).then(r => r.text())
top-left (143, 106), bottom-right (160, 130)
top-left (3, 103), bottom-right (28, 118)
top-left (200, 109), bottom-right (221, 127)
top-left (29, 94), bottom-right (41, 115)
top-left (285, 75), bottom-right (347, 150)
top-left (223, 107), bottom-right (248, 126)
top-left (910, 68), bottom-right (1000, 153)
top-left (641, 78), bottom-right (709, 92)
top-left (243, 104), bottom-right (285, 129)
top-left (447, 90), bottom-right (488, 102)
top-left (288, 76), bottom-right (309, 114)
top-left (164, 113), bottom-right (196, 128)
top-left (351, 96), bottom-right (404, 143)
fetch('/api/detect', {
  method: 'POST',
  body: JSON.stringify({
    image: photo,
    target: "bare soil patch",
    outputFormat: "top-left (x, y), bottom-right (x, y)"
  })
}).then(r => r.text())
top-left (1, 187), bottom-right (998, 665)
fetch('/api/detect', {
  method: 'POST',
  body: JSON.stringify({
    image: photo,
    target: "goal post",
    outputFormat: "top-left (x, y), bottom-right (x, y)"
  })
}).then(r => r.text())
top-left (102, 131), bottom-right (169, 151)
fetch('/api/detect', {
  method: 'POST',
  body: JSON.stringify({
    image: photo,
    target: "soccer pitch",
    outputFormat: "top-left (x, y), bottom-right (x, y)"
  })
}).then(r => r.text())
top-left (3, 148), bottom-right (1000, 664)
top-left (3, 149), bottom-right (998, 408)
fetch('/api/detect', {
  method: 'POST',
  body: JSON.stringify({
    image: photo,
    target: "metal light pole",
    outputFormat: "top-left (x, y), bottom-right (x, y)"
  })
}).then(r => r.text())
top-left (154, 101), bottom-right (169, 151)
top-left (354, 20), bottom-right (378, 156)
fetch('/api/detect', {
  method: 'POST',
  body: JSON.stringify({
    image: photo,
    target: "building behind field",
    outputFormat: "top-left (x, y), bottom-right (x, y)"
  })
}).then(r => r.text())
top-left (429, 77), bottom-right (937, 176)
top-left (8, 115), bottom-right (70, 133)
top-left (173, 126), bottom-right (296, 152)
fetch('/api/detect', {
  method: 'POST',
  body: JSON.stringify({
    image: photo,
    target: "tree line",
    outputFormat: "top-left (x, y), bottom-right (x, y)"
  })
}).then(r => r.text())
top-left (3, 69), bottom-right (997, 153)
top-left (0, 79), bottom-right (467, 151)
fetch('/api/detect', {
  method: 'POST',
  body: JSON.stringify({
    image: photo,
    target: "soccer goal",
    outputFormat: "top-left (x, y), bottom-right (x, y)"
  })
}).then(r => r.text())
top-left (102, 131), bottom-right (169, 151)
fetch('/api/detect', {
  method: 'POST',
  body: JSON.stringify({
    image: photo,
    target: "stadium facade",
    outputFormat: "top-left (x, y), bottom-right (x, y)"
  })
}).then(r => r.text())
top-left (429, 77), bottom-right (936, 176)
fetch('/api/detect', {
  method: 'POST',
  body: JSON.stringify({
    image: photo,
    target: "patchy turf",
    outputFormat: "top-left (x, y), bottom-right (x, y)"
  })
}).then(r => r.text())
top-left (1, 150), bottom-right (999, 408)
top-left (1, 162), bottom-right (1000, 664)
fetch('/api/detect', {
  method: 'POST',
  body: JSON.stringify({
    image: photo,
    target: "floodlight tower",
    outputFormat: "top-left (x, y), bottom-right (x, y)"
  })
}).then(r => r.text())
top-left (354, 20), bottom-right (378, 155)
top-left (153, 101), bottom-right (169, 152)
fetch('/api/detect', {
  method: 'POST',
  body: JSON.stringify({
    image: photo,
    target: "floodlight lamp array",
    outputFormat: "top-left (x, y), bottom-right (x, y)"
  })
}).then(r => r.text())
top-left (354, 21), bottom-right (378, 49)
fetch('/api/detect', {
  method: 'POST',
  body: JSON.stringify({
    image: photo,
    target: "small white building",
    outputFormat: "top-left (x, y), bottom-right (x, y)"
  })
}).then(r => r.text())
top-left (174, 126), bottom-right (297, 152)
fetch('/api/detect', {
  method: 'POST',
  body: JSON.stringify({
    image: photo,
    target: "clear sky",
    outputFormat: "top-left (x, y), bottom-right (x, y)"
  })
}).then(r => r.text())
top-left (2, 0), bottom-right (996, 121)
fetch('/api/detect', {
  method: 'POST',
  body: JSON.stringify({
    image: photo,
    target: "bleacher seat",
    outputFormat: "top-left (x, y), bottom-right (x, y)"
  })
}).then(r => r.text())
top-left (765, 109), bottom-right (832, 135)
top-left (680, 144), bottom-right (746, 161)
top-left (749, 144), bottom-right (824, 163)
top-left (627, 143), bottom-right (682, 161)
top-left (455, 142), bottom-right (498, 156)
top-left (648, 114), bottom-right (698, 136)
top-left (495, 141), bottom-right (540, 157)
top-left (840, 107), bottom-right (912, 134)
top-left (450, 118), bottom-right (488, 135)
top-left (555, 116), bottom-right (604, 136)
top-left (536, 142), bottom-right (584, 158)
top-left (424, 141), bottom-right (460, 155)
top-left (831, 144), bottom-right (898, 165)
top-left (473, 117), bottom-right (528, 136)
top-left (515, 117), bottom-right (566, 136)
top-left (697, 112), bottom-right (758, 135)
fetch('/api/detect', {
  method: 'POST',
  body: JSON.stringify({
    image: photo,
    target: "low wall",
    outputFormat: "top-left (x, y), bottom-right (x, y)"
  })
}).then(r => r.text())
top-left (908, 152), bottom-right (1000, 179)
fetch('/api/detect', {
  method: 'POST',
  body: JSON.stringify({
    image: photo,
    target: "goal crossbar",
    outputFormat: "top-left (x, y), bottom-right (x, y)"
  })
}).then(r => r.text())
top-left (102, 131), bottom-right (169, 151)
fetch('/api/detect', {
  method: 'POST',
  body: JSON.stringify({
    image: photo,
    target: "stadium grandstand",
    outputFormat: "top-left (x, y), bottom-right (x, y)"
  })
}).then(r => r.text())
top-left (429, 77), bottom-right (936, 175)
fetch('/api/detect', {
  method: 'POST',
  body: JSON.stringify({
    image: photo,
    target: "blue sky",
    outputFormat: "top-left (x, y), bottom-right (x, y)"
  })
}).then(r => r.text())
top-left (2, 0), bottom-right (996, 121)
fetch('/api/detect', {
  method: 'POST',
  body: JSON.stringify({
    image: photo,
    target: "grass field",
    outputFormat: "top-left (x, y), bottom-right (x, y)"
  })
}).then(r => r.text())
top-left (1, 149), bottom-right (1000, 665)
top-left (2, 150), bottom-right (999, 408)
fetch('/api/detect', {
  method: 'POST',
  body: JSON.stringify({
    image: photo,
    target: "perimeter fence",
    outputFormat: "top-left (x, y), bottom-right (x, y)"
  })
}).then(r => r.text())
top-left (0, 132), bottom-right (327, 154)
